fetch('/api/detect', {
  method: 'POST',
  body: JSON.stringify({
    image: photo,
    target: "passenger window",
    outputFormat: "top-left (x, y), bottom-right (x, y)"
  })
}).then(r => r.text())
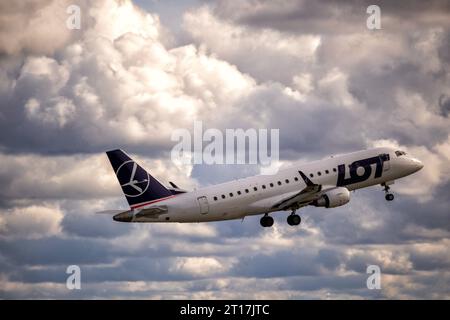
top-left (245, 189), bottom-right (249, 193)
top-left (277, 181), bottom-right (282, 186)
top-left (294, 177), bottom-right (298, 181)
top-left (237, 191), bottom-right (241, 195)
top-left (214, 196), bottom-right (218, 201)
top-left (253, 187), bottom-right (258, 191)
top-left (262, 185), bottom-right (266, 189)
top-left (229, 193), bottom-right (233, 197)
top-left (325, 170), bottom-right (329, 174)
top-left (317, 171), bottom-right (322, 176)
top-left (310, 173), bottom-right (314, 178)
top-left (285, 179), bottom-right (289, 183)
top-left (333, 168), bottom-right (337, 172)
top-left (221, 195), bottom-right (225, 199)
top-left (270, 183), bottom-right (274, 187)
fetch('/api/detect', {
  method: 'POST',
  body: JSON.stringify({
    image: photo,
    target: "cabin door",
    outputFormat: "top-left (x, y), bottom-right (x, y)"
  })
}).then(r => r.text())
top-left (197, 196), bottom-right (209, 215)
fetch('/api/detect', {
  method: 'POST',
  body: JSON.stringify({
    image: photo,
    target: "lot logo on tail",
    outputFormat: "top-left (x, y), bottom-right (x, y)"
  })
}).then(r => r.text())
top-left (116, 160), bottom-right (150, 197)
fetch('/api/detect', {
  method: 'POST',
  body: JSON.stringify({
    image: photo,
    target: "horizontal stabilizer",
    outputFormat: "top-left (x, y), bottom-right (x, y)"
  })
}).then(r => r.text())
top-left (96, 210), bottom-right (127, 215)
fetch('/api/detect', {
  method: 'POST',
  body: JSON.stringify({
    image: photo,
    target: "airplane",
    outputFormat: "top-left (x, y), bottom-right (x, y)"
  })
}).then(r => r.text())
top-left (100, 147), bottom-right (423, 227)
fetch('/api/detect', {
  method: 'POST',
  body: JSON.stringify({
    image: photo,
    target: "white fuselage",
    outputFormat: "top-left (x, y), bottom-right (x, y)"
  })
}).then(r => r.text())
top-left (130, 147), bottom-right (423, 223)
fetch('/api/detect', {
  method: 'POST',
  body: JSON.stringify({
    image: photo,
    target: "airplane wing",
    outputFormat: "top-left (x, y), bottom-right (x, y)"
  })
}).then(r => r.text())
top-left (271, 171), bottom-right (324, 211)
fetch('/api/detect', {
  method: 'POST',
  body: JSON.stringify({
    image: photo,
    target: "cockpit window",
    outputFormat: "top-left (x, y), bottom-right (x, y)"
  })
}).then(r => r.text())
top-left (395, 150), bottom-right (407, 157)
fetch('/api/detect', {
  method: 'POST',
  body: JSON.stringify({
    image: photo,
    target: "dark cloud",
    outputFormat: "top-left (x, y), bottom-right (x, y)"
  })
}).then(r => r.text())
top-left (232, 249), bottom-right (342, 278)
top-left (439, 94), bottom-right (450, 117)
top-left (0, 237), bottom-right (116, 265)
top-left (213, 0), bottom-right (450, 35)
top-left (61, 210), bottom-right (131, 239)
top-left (8, 257), bottom-right (212, 284)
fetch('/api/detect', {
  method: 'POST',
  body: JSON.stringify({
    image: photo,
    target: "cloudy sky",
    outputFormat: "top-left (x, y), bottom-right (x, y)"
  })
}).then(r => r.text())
top-left (0, 0), bottom-right (449, 299)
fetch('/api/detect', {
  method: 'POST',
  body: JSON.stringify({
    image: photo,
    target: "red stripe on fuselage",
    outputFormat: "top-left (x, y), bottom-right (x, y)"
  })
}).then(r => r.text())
top-left (130, 195), bottom-right (177, 209)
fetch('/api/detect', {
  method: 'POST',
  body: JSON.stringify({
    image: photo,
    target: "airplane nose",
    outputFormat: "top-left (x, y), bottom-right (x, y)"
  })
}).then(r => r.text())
top-left (417, 160), bottom-right (424, 170)
top-left (412, 158), bottom-right (424, 171)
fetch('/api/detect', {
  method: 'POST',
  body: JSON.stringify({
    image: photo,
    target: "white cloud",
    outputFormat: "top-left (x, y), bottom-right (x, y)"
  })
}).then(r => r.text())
top-left (184, 6), bottom-right (320, 59)
top-left (0, 205), bottom-right (63, 239)
top-left (25, 96), bottom-right (76, 127)
top-left (394, 89), bottom-right (448, 131)
top-left (435, 135), bottom-right (450, 162)
top-left (0, 0), bottom-right (73, 55)
top-left (317, 68), bottom-right (358, 109)
top-left (151, 223), bottom-right (217, 238)
top-left (170, 257), bottom-right (229, 277)
top-left (0, 151), bottom-right (195, 201)
top-left (412, 28), bottom-right (446, 74)
top-left (1, 1), bottom-right (269, 153)
top-left (183, 5), bottom-right (321, 83)
top-left (292, 73), bottom-right (314, 95)
top-left (0, 152), bottom-right (117, 200)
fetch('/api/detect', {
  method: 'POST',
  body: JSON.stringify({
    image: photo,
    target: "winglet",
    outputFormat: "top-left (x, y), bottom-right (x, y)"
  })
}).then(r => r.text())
top-left (298, 170), bottom-right (315, 186)
top-left (169, 181), bottom-right (179, 189)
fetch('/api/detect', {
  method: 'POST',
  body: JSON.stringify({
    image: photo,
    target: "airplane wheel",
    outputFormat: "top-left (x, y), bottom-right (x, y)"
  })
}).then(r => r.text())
top-left (260, 215), bottom-right (274, 227)
top-left (287, 214), bottom-right (301, 226)
top-left (385, 193), bottom-right (394, 201)
top-left (292, 214), bottom-right (301, 225)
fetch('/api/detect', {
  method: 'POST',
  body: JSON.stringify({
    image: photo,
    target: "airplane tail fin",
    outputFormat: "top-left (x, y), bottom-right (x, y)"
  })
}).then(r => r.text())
top-left (106, 149), bottom-right (172, 208)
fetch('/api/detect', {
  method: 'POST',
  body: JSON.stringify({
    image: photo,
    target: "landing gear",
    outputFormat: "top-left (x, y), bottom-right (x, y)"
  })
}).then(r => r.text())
top-left (287, 211), bottom-right (301, 226)
top-left (259, 211), bottom-right (302, 227)
top-left (382, 184), bottom-right (394, 201)
top-left (260, 214), bottom-right (274, 227)
top-left (385, 193), bottom-right (394, 201)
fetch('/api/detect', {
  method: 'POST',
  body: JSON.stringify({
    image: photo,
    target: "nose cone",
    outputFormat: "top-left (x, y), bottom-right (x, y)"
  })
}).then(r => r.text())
top-left (417, 160), bottom-right (424, 170)
top-left (410, 158), bottom-right (424, 173)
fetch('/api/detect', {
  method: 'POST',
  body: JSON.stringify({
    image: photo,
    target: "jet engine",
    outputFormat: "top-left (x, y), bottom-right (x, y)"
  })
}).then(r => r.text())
top-left (312, 187), bottom-right (350, 208)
